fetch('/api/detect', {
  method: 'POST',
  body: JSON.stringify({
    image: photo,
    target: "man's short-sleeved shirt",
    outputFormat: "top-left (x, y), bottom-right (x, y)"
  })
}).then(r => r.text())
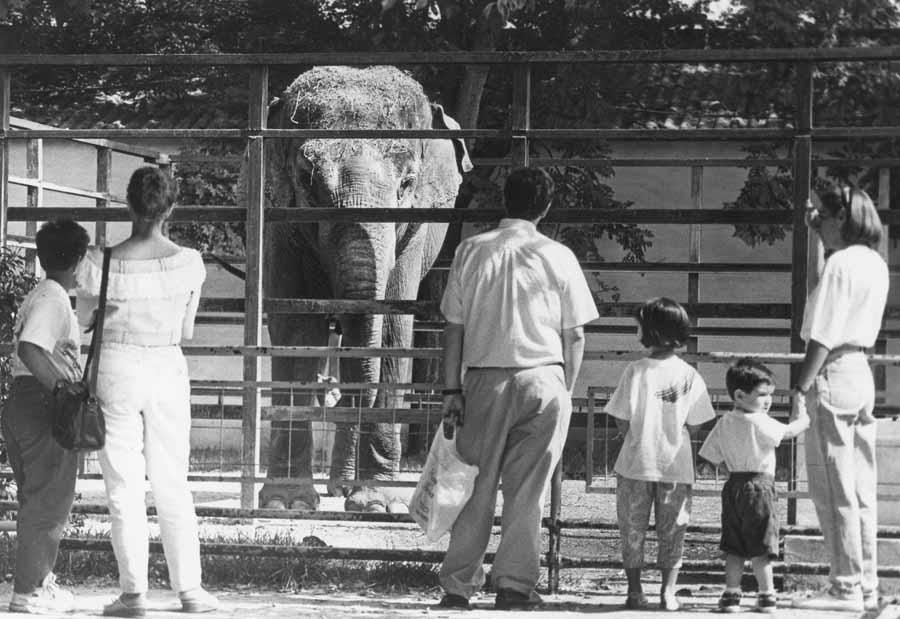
top-left (801, 245), bottom-right (888, 349)
top-left (12, 279), bottom-right (82, 381)
top-left (699, 410), bottom-right (787, 476)
top-left (604, 356), bottom-right (716, 484)
top-left (440, 218), bottom-right (599, 369)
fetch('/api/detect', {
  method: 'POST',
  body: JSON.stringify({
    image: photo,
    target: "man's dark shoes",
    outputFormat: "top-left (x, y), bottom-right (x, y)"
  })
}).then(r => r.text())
top-left (437, 593), bottom-right (470, 610)
top-left (494, 588), bottom-right (543, 611)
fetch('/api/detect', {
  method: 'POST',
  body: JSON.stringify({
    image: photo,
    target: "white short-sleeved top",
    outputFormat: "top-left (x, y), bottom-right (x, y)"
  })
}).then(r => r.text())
top-left (439, 218), bottom-right (599, 369)
top-left (801, 245), bottom-right (889, 349)
top-left (75, 246), bottom-right (206, 346)
top-left (12, 278), bottom-right (82, 380)
top-left (605, 356), bottom-right (716, 484)
top-left (698, 410), bottom-right (787, 476)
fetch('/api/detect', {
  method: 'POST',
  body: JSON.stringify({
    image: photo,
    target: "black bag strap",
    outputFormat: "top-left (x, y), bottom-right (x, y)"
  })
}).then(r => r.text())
top-left (82, 248), bottom-right (111, 386)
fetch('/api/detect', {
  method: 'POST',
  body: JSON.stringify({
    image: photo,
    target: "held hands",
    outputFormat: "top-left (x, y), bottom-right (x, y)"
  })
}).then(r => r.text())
top-left (441, 390), bottom-right (465, 439)
top-left (791, 389), bottom-right (810, 423)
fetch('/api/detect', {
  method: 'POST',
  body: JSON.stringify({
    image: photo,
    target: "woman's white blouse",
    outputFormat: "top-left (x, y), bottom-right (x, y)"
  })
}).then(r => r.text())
top-left (801, 245), bottom-right (889, 349)
top-left (75, 246), bottom-right (206, 346)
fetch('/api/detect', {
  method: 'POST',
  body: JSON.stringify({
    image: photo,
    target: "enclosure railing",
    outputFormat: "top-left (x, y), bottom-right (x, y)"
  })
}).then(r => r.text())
top-left (3, 49), bottom-right (900, 592)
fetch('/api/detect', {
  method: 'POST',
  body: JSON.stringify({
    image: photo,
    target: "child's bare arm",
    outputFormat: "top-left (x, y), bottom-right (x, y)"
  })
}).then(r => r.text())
top-left (17, 342), bottom-right (68, 392)
top-left (782, 395), bottom-right (810, 440)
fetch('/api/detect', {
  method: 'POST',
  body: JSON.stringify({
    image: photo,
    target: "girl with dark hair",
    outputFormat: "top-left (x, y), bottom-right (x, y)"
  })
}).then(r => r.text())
top-left (604, 297), bottom-right (715, 611)
top-left (792, 186), bottom-right (889, 613)
top-left (76, 167), bottom-right (217, 617)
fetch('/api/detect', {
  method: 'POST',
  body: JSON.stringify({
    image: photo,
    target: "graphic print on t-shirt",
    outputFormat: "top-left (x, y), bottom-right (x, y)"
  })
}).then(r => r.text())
top-left (655, 377), bottom-right (693, 404)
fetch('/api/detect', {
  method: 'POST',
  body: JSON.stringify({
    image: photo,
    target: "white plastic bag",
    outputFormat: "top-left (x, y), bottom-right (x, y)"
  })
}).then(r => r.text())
top-left (410, 429), bottom-right (479, 542)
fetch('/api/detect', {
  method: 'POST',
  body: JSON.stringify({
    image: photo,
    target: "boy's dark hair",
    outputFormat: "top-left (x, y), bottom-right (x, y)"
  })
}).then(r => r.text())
top-left (127, 166), bottom-right (177, 222)
top-left (504, 168), bottom-right (554, 220)
top-left (726, 357), bottom-right (775, 399)
top-left (35, 219), bottom-right (90, 272)
top-left (635, 297), bottom-right (691, 348)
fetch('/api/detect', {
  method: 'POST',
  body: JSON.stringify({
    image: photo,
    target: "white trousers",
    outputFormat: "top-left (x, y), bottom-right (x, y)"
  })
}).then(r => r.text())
top-left (96, 344), bottom-right (201, 594)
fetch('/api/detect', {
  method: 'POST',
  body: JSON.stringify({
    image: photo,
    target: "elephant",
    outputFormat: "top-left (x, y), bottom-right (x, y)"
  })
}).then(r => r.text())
top-left (249, 66), bottom-right (471, 512)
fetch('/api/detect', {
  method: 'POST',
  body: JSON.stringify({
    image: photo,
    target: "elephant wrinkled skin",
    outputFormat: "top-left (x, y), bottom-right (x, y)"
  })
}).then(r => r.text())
top-left (245, 66), bottom-right (471, 512)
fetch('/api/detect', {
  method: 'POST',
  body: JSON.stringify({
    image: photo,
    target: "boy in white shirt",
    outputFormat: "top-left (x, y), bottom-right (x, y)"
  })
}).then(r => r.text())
top-left (699, 358), bottom-right (809, 613)
top-left (2, 219), bottom-right (89, 614)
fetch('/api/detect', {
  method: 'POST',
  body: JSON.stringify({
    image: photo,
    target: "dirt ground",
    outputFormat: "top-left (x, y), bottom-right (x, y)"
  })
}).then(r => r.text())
top-left (0, 582), bottom-right (897, 618)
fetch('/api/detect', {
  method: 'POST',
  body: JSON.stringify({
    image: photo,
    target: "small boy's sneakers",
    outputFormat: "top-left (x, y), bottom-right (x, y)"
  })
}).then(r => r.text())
top-left (9, 573), bottom-right (75, 614)
top-left (755, 593), bottom-right (777, 613)
top-left (864, 591), bottom-right (880, 611)
top-left (718, 590), bottom-right (742, 613)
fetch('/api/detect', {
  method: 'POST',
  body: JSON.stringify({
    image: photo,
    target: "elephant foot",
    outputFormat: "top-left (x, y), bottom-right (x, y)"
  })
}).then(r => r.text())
top-left (344, 488), bottom-right (370, 512)
top-left (327, 478), bottom-right (349, 498)
top-left (259, 484), bottom-right (320, 511)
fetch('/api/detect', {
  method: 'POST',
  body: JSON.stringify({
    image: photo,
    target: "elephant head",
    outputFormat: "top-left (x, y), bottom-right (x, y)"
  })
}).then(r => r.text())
top-left (262, 65), bottom-right (471, 399)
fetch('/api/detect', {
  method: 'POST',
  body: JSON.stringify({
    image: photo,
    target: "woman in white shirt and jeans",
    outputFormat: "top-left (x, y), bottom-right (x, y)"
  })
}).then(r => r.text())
top-left (76, 167), bottom-right (217, 617)
top-left (792, 186), bottom-right (889, 612)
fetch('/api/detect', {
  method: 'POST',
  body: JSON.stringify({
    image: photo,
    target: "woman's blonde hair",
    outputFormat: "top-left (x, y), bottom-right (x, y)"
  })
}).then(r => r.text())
top-left (819, 185), bottom-right (883, 249)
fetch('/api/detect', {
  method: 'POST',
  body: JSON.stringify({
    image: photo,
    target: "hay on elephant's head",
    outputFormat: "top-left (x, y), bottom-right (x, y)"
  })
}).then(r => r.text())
top-left (283, 66), bottom-right (432, 168)
top-left (285, 66), bottom-right (430, 130)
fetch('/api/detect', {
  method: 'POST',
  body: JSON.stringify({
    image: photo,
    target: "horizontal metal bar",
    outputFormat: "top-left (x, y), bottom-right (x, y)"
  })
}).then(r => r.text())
top-left (3, 128), bottom-right (504, 140)
top-left (9, 116), bottom-right (165, 161)
top-left (167, 155), bottom-right (900, 168)
top-left (11, 206), bottom-right (900, 227)
top-left (9, 126), bottom-right (900, 142)
top-left (4, 47), bottom-right (900, 66)
top-left (8, 176), bottom-right (126, 203)
top-left (262, 406), bottom-right (442, 423)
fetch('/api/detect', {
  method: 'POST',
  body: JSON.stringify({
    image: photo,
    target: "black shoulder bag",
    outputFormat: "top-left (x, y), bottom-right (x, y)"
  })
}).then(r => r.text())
top-left (51, 248), bottom-right (110, 451)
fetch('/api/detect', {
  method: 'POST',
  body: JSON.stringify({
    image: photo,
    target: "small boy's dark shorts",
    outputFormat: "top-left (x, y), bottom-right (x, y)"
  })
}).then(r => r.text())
top-left (720, 472), bottom-right (779, 559)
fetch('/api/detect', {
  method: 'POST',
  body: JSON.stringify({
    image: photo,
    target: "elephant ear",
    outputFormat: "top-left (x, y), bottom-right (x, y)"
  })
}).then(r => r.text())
top-left (430, 103), bottom-right (473, 174)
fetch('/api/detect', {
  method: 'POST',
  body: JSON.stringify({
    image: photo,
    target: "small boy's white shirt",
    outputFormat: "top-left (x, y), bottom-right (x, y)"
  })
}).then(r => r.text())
top-left (605, 356), bottom-right (716, 484)
top-left (12, 279), bottom-right (82, 381)
top-left (699, 410), bottom-right (787, 476)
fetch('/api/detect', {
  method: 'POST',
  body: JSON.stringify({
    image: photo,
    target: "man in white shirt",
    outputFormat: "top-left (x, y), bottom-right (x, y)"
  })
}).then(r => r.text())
top-left (435, 168), bottom-right (599, 610)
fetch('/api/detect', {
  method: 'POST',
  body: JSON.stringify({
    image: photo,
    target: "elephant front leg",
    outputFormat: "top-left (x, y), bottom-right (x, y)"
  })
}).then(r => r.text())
top-left (330, 421), bottom-right (401, 512)
top-left (260, 420), bottom-right (319, 510)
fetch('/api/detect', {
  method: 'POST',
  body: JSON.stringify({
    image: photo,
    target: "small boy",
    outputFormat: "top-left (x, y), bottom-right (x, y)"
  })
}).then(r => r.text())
top-left (2, 219), bottom-right (89, 614)
top-left (699, 358), bottom-right (809, 613)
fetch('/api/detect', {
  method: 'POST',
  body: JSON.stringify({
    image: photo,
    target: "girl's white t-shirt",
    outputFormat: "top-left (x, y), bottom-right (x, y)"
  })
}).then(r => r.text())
top-left (605, 356), bottom-right (716, 484)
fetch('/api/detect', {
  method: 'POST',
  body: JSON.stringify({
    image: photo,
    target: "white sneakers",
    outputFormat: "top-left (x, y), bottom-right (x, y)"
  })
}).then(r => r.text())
top-left (792, 588), bottom-right (864, 612)
top-left (8, 572), bottom-right (75, 614)
top-left (179, 588), bottom-right (219, 613)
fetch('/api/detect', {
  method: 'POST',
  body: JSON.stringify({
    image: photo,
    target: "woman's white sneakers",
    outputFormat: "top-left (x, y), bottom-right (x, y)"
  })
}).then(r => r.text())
top-left (792, 588), bottom-right (864, 612)
top-left (179, 588), bottom-right (219, 613)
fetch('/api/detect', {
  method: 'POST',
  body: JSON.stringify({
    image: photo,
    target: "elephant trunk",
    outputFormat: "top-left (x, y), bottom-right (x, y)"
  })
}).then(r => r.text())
top-left (328, 222), bottom-right (396, 408)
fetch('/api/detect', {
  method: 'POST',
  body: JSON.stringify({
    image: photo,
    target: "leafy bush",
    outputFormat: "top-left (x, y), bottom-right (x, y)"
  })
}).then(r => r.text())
top-left (0, 246), bottom-right (38, 482)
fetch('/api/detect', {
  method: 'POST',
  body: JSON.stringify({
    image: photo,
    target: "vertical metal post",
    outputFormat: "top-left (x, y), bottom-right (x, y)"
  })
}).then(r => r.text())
top-left (1, 70), bottom-right (10, 247)
top-left (874, 169), bottom-right (890, 395)
top-left (789, 61), bottom-right (814, 526)
top-left (510, 65), bottom-right (530, 168)
top-left (242, 65), bottom-right (268, 508)
top-left (25, 137), bottom-right (42, 271)
top-left (688, 167), bottom-right (702, 352)
top-left (95, 146), bottom-right (112, 247)
top-left (547, 462), bottom-right (563, 593)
